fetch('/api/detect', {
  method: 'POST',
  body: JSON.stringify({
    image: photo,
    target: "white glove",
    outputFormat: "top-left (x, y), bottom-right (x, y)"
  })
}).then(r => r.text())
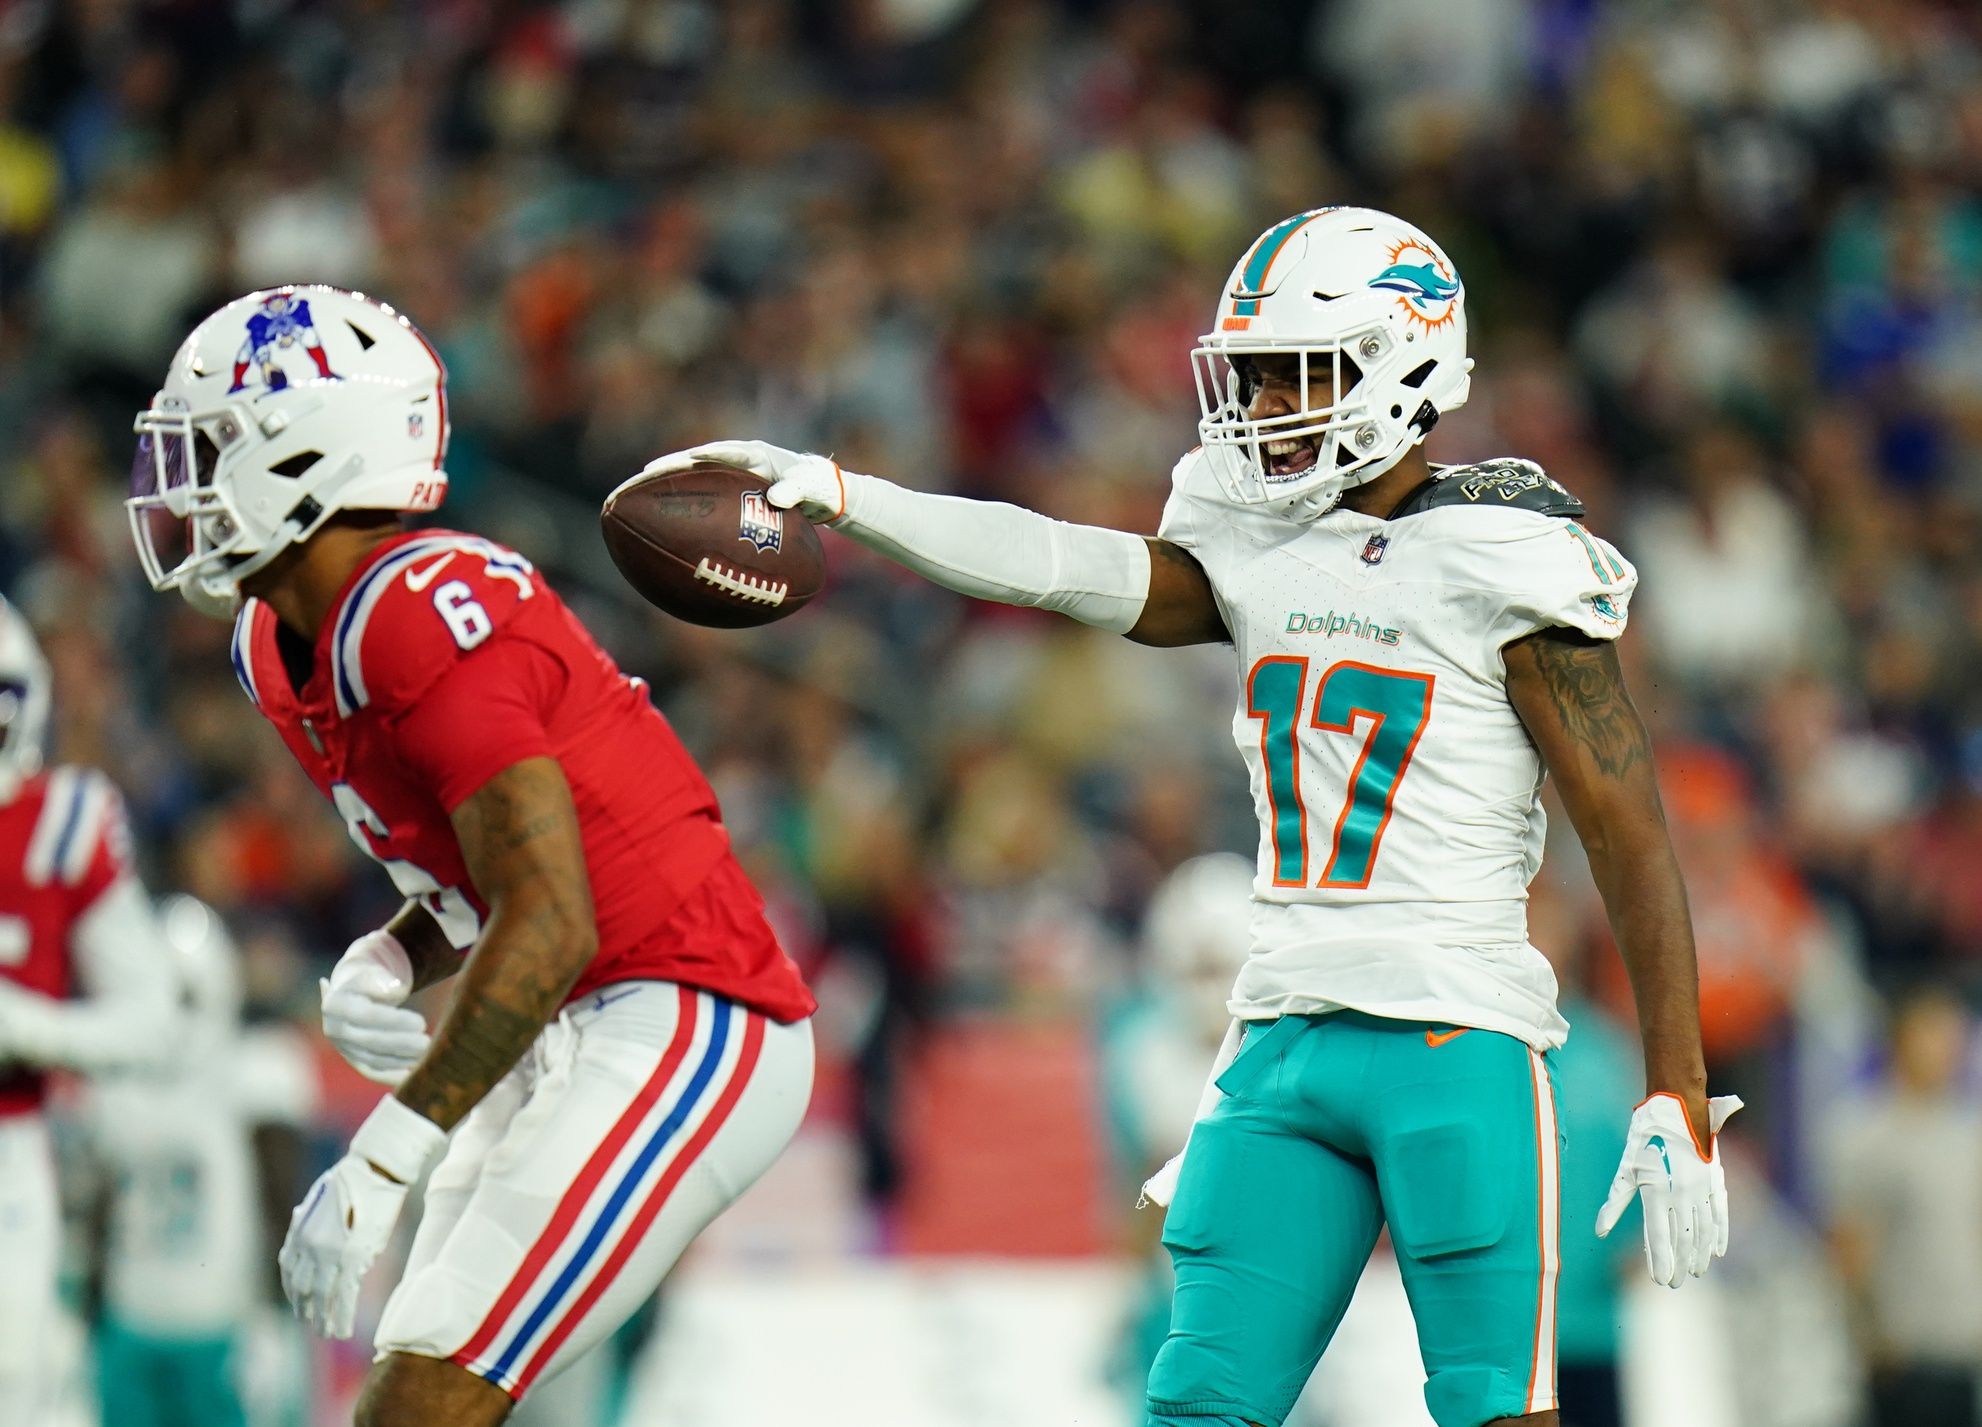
top-left (321, 931), bottom-right (430, 1086)
top-left (1597, 1091), bottom-right (1743, 1288)
top-left (279, 1096), bottom-right (446, 1338)
top-left (637, 440), bottom-right (848, 523)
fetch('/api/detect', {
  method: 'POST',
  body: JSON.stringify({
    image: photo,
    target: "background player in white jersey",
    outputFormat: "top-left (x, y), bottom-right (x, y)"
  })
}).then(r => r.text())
top-left (0, 597), bottom-right (178, 1424)
top-left (645, 206), bottom-right (1740, 1427)
top-left (85, 894), bottom-right (317, 1427)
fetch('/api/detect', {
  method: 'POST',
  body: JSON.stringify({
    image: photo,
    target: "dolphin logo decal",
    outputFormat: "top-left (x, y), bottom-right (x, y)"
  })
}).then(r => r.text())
top-left (1368, 262), bottom-right (1462, 305)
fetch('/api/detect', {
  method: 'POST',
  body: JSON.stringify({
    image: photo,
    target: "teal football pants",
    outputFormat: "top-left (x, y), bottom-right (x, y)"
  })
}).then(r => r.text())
top-left (1147, 1011), bottom-right (1562, 1427)
top-left (95, 1316), bottom-right (247, 1427)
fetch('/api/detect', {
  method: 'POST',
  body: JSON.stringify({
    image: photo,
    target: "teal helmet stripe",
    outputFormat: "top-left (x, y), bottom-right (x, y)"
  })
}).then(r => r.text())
top-left (1232, 210), bottom-right (1330, 318)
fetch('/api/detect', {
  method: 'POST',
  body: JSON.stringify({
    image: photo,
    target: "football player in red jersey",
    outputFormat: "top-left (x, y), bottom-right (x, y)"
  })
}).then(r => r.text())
top-left (128, 286), bottom-right (818, 1427)
top-left (0, 597), bottom-right (178, 1422)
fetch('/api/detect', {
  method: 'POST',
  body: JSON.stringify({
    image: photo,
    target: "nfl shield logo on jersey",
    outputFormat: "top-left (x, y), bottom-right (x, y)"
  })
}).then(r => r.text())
top-left (1361, 533), bottom-right (1389, 566)
top-left (737, 489), bottom-right (783, 554)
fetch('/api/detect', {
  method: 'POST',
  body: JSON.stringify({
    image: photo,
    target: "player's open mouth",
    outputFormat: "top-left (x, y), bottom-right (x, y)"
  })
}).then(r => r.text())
top-left (1264, 437), bottom-right (1319, 478)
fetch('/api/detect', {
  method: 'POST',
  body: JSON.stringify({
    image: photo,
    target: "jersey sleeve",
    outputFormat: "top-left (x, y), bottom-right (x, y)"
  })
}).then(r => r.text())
top-left (1158, 446), bottom-right (1246, 551)
top-left (335, 535), bottom-right (545, 720)
top-left (388, 634), bottom-right (568, 812)
top-left (1488, 516), bottom-right (1638, 645)
top-left (24, 767), bottom-right (136, 913)
top-left (1158, 454), bottom-right (1205, 551)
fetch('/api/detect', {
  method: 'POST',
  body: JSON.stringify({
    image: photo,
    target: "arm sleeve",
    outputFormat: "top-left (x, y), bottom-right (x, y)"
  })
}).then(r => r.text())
top-left (1491, 519), bottom-right (1638, 646)
top-left (0, 877), bottom-right (178, 1073)
top-left (389, 636), bottom-right (565, 812)
top-left (834, 471), bottom-right (1152, 634)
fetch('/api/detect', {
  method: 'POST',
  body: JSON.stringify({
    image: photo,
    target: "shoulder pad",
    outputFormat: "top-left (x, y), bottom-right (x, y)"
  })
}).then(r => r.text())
top-left (1393, 459), bottom-right (1585, 520)
top-left (25, 765), bottom-right (128, 889)
top-left (332, 534), bottom-right (542, 718)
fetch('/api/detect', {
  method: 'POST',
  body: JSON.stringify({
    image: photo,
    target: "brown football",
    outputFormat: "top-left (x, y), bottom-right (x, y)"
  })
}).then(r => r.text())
top-left (600, 462), bottom-right (825, 628)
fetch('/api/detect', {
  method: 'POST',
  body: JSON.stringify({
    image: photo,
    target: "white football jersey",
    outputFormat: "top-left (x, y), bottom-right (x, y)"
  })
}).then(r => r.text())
top-left (1161, 448), bottom-right (1638, 1051)
top-left (86, 1025), bottom-right (317, 1335)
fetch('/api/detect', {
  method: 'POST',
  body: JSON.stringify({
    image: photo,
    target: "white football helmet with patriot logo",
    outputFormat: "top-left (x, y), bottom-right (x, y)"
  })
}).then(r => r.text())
top-left (1193, 206), bottom-right (1472, 514)
top-left (130, 285), bottom-right (451, 616)
top-left (0, 597), bottom-right (50, 798)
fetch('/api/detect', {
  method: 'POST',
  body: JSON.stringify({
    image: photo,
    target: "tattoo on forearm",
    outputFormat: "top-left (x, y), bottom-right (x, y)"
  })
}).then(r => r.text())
top-left (1524, 633), bottom-right (1651, 780)
top-left (393, 759), bottom-right (596, 1131)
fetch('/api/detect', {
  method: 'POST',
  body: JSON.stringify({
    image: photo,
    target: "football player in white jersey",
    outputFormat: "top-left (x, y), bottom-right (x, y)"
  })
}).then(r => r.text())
top-left (85, 895), bottom-right (318, 1427)
top-left (643, 206), bottom-right (1740, 1427)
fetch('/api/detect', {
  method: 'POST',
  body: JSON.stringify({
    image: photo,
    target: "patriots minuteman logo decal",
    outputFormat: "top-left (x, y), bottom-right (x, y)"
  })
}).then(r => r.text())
top-left (230, 291), bottom-right (337, 393)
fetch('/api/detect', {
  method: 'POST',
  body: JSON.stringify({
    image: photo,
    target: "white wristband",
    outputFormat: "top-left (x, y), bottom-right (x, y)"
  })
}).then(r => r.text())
top-left (349, 1095), bottom-right (448, 1184)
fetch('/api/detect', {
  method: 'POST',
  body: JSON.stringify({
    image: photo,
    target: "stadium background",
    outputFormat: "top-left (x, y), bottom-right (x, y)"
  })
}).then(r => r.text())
top-left (5, 0), bottom-right (1982, 1423)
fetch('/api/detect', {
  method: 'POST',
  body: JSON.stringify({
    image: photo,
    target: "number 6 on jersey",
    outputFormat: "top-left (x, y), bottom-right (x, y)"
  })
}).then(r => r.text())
top-left (1247, 657), bottom-right (1435, 888)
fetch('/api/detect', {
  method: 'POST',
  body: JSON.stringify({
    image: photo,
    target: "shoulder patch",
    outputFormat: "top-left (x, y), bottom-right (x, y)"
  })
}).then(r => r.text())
top-left (1394, 459), bottom-right (1585, 520)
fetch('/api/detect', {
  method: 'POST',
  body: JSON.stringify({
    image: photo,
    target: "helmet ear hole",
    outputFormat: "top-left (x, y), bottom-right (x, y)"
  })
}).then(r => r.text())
top-left (268, 451), bottom-right (323, 479)
top-left (346, 321), bottom-right (376, 351)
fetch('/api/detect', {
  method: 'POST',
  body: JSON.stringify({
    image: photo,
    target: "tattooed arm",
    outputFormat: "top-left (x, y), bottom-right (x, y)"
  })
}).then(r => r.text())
top-left (1127, 539), bottom-right (1229, 647)
top-left (390, 758), bottom-right (597, 1135)
top-left (1504, 627), bottom-right (1711, 1144)
top-left (381, 901), bottom-right (465, 993)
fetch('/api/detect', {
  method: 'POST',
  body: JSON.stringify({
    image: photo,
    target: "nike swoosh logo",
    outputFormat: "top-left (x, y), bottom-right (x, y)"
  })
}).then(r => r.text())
top-left (403, 552), bottom-right (455, 592)
top-left (1424, 1027), bottom-right (1470, 1047)
top-left (592, 987), bottom-right (640, 1011)
top-left (1648, 1135), bottom-right (1673, 1180)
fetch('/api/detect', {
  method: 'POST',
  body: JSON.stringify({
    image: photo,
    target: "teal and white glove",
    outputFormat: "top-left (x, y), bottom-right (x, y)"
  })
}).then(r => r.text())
top-left (1596, 1091), bottom-right (1743, 1288)
top-left (279, 1096), bottom-right (446, 1338)
top-left (636, 440), bottom-right (849, 523)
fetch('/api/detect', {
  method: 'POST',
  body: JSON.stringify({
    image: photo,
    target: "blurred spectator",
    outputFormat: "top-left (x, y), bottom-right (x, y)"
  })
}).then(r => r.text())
top-left (1825, 986), bottom-right (1982, 1427)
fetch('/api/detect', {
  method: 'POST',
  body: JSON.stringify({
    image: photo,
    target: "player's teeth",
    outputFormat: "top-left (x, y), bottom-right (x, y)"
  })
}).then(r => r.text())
top-left (1266, 440), bottom-right (1303, 455)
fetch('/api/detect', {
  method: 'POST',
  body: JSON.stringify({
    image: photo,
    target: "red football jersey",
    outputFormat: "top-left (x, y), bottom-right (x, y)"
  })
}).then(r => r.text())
top-left (231, 529), bottom-right (813, 1021)
top-left (0, 766), bottom-right (132, 1116)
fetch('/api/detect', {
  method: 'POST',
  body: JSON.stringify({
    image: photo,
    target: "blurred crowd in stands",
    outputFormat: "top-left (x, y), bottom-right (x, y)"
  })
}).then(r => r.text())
top-left (4, 0), bottom-right (1982, 1421)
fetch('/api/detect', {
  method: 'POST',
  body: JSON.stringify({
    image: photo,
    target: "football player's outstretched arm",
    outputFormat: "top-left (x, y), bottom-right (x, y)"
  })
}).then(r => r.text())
top-left (635, 441), bottom-right (1229, 647)
top-left (392, 757), bottom-right (597, 1132)
top-left (1503, 629), bottom-right (1707, 1129)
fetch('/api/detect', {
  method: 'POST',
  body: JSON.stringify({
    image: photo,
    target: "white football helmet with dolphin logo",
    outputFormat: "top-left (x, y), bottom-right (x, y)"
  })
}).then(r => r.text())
top-left (1192, 206), bottom-right (1472, 515)
top-left (129, 285), bottom-right (451, 617)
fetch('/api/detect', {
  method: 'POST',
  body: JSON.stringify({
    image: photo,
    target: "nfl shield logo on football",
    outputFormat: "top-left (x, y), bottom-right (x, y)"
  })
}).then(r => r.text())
top-left (1361, 533), bottom-right (1389, 565)
top-left (738, 489), bottom-right (783, 554)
